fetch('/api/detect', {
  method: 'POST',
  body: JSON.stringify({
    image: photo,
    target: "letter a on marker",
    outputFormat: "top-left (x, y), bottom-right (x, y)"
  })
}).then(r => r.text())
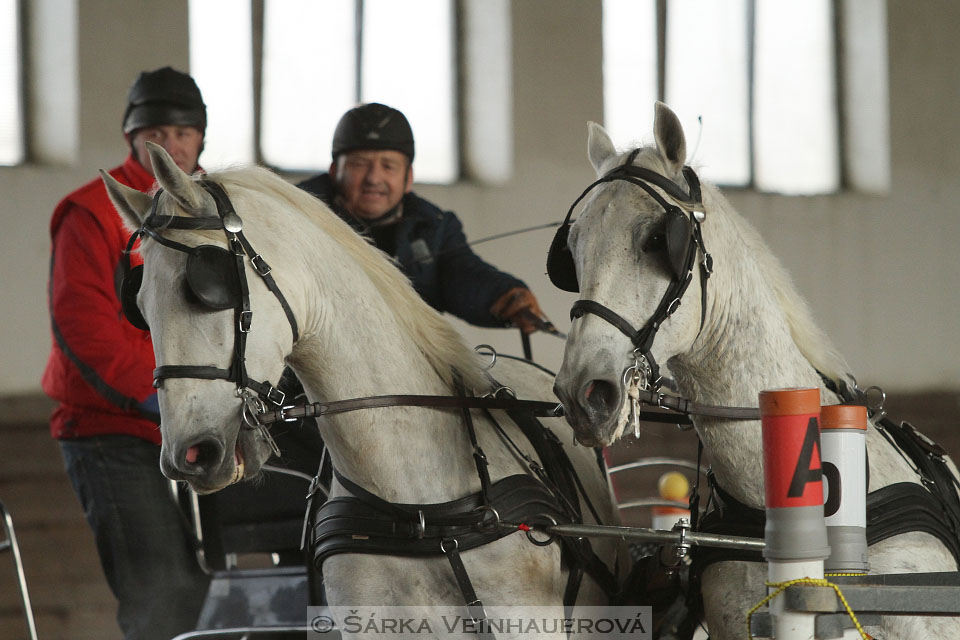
top-left (788, 417), bottom-right (823, 498)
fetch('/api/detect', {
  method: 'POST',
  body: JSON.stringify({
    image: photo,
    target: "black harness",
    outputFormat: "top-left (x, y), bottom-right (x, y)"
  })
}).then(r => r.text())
top-left (121, 181), bottom-right (298, 453)
top-left (127, 180), bottom-right (621, 624)
top-left (547, 150), bottom-right (710, 391)
top-left (308, 381), bottom-right (622, 624)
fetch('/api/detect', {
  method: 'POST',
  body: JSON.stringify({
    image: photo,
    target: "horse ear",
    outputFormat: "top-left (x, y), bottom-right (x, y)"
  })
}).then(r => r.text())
top-left (653, 101), bottom-right (687, 175)
top-left (100, 170), bottom-right (152, 233)
top-left (587, 121), bottom-right (617, 175)
top-left (146, 141), bottom-right (208, 213)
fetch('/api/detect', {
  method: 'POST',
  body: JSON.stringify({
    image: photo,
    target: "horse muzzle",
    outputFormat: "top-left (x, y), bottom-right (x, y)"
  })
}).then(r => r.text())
top-left (160, 428), bottom-right (263, 493)
top-left (553, 375), bottom-right (625, 447)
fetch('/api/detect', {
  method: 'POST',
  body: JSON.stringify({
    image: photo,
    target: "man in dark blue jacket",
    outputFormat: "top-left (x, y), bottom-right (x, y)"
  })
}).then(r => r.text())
top-left (298, 102), bottom-right (548, 332)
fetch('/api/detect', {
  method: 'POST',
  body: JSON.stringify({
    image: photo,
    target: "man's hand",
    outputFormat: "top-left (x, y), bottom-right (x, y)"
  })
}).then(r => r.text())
top-left (490, 287), bottom-right (549, 335)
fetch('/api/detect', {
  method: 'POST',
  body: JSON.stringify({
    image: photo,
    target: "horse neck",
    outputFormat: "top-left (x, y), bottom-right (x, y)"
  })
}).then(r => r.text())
top-left (668, 200), bottom-right (828, 508)
top-left (286, 234), bottom-right (485, 503)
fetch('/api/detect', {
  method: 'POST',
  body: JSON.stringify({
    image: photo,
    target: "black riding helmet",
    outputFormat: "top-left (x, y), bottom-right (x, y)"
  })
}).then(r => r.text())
top-left (122, 66), bottom-right (207, 134)
top-left (331, 103), bottom-right (415, 161)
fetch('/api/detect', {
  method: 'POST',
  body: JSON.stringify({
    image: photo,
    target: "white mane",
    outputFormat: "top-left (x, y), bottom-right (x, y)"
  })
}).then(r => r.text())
top-left (206, 166), bottom-right (486, 391)
top-left (701, 181), bottom-right (854, 387)
top-left (613, 145), bottom-right (854, 389)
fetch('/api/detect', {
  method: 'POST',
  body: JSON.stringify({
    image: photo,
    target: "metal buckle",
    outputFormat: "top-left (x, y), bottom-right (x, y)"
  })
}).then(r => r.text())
top-left (251, 254), bottom-right (271, 276)
top-left (239, 310), bottom-right (253, 333)
top-left (266, 388), bottom-right (286, 407)
top-left (278, 405), bottom-right (298, 423)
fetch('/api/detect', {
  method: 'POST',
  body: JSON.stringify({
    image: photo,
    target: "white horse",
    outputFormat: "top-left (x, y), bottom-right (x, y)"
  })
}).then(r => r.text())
top-left (553, 102), bottom-right (960, 638)
top-left (102, 143), bottom-right (626, 638)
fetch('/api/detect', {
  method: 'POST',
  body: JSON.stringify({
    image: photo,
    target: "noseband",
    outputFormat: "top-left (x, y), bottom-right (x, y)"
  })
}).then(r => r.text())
top-left (557, 150), bottom-right (712, 393)
top-left (128, 180), bottom-right (299, 454)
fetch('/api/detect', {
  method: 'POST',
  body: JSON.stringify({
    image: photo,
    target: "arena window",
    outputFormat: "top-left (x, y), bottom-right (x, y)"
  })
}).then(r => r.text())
top-left (603, 0), bottom-right (889, 195)
top-left (189, 0), bottom-right (458, 184)
top-left (0, 0), bottom-right (24, 166)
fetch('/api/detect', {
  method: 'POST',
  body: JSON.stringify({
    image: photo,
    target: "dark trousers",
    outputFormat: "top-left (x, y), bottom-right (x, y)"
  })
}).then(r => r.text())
top-left (60, 434), bottom-right (210, 640)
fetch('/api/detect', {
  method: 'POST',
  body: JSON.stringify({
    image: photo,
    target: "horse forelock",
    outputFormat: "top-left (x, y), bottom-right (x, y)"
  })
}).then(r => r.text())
top-left (201, 166), bottom-right (487, 391)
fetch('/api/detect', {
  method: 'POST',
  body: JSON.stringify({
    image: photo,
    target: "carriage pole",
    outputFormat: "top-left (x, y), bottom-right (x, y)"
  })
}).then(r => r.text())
top-left (759, 388), bottom-right (831, 640)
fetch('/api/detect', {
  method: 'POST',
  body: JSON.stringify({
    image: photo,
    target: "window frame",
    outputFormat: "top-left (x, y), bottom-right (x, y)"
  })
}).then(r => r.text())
top-left (0, 0), bottom-right (26, 166)
top-left (247, 0), bottom-right (461, 183)
top-left (603, 0), bottom-right (887, 196)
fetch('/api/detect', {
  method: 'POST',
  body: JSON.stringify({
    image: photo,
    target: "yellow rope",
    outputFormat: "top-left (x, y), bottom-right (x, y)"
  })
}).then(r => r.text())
top-left (745, 577), bottom-right (872, 639)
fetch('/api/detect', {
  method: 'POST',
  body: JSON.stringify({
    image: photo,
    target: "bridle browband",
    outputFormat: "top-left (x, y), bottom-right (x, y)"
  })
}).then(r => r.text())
top-left (564, 149), bottom-right (712, 393)
top-left (133, 180), bottom-right (300, 454)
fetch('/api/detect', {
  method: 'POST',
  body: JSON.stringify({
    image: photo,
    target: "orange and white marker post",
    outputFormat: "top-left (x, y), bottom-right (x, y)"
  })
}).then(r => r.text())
top-left (760, 387), bottom-right (831, 640)
top-left (820, 404), bottom-right (869, 575)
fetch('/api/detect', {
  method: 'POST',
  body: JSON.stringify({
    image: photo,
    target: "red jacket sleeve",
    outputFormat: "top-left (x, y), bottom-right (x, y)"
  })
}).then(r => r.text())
top-left (48, 202), bottom-right (156, 407)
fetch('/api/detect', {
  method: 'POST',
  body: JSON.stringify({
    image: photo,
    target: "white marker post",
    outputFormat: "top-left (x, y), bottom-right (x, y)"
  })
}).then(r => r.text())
top-left (821, 404), bottom-right (869, 576)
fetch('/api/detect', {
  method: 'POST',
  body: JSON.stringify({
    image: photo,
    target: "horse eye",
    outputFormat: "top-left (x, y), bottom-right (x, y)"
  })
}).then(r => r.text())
top-left (643, 231), bottom-right (666, 253)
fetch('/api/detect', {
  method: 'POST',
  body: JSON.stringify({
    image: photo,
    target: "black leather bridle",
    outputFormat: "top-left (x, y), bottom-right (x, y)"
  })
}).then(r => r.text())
top-left (132, 180), bottom-right (299, 453)
top-left (553, 149), bottom-right (712, 393)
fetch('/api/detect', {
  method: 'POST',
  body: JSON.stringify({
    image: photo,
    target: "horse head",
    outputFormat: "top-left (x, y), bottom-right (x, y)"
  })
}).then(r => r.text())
top-left (554, 102), bottom-right (708, 446)
top-left (102, 143), bottom-right (296, 493)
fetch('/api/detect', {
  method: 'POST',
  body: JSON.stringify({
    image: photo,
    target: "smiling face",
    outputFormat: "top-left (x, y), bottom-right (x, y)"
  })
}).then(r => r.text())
top-left (331, 149), bottom-right (413, 221)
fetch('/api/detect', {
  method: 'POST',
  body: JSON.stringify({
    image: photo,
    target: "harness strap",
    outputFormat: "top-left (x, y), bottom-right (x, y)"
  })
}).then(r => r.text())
top-left (258, 394), bottom-right (564, 425)
top-left (312, 473), bottom-right (573, 564)
top-left (231, 219), bottom-right (300, 343)
top-left (443, 539), bottom-right (495, 636)
top-left (457, 378), bottom-right (494, 506)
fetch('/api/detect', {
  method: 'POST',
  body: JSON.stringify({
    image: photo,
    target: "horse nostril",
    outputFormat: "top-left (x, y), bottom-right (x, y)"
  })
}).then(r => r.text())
top-left (179, 437), bottom-right (224, 474)
top-left (581, 379), bottom-right (620, 420)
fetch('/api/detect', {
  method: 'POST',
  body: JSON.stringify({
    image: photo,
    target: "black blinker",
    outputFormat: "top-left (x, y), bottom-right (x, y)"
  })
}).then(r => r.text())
top-left (665, 209), bottom-right (692, 279)
top-left (546, 223), bottom-right (579, 293)
top-left (120, 264), bottom-right (149, 331)
top-left (186, 245), bottom-right (242, 310)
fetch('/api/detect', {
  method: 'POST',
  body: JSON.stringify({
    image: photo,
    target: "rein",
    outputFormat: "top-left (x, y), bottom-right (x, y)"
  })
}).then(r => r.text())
top-left (257, 393), bottom-right (563, 425)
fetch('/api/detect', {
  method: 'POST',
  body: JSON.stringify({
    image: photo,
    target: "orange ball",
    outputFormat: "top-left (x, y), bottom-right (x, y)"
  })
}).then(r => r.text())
top-left (658, 471), bottom-right (690, 501)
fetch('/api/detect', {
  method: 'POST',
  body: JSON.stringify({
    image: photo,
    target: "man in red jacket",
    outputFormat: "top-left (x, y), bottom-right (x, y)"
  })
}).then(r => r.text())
top-left (42, 67), bottom-right (210, 640)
